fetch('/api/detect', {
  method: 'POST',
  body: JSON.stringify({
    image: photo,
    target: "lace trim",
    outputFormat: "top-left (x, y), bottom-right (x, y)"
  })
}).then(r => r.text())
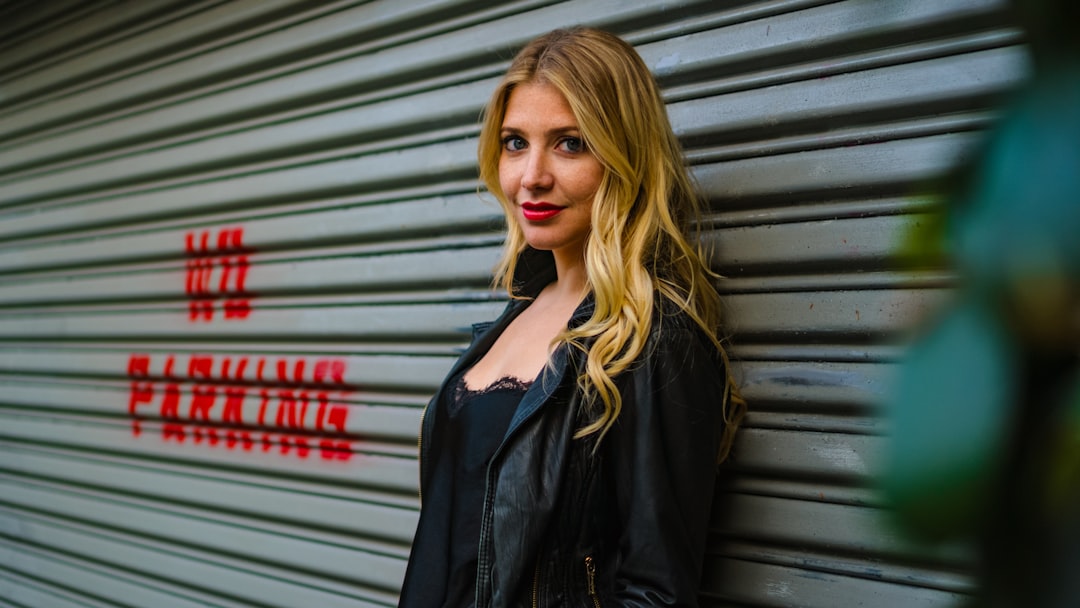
top-left (452, 373), bottom-right (533, 403)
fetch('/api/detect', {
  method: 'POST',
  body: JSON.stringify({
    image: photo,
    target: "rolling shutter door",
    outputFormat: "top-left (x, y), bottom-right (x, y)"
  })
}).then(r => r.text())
top-left (0, 1), bottom-right (1027, 606)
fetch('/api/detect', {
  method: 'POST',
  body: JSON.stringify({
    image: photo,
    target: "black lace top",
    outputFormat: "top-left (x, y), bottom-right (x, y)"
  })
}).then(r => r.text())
top-left (440, 370), bottom-right (531, 608)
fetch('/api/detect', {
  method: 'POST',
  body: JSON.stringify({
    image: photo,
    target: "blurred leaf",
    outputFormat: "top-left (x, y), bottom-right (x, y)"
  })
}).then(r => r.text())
top-left (953, 65), bottom-right (1080, 290)
top-left (885, 295), bottom-right (1018, 540)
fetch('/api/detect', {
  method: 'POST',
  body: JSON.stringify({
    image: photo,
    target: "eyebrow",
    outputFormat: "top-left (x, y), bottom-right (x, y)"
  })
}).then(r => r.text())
top-left (499, 126), bottom-right (581, 137)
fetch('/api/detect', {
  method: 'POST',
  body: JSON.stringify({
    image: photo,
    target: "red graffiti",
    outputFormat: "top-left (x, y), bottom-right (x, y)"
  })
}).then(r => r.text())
top-left (128, 354), bottom-right (151, 377)
top-left (222, 387), bottom-right (245, 424)
top-left (184, 227), bottom-right (252, 322)
top-left (126, 353), bottom-right (348, 386)
top-left (125, 353), bottom-right (354, 462)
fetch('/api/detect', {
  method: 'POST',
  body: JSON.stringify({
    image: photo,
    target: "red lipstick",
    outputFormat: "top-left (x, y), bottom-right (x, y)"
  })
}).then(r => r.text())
top-left (521, 202), bottom-right (564, 221)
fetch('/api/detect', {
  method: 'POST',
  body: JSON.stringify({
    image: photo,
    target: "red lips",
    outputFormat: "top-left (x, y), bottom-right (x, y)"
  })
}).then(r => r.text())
top-left (521, 202), bottom-right (564, 221)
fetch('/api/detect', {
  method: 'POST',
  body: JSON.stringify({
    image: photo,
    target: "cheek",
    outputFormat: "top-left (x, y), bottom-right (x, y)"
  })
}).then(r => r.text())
top-left (572, 164), bottom-right (604, 203)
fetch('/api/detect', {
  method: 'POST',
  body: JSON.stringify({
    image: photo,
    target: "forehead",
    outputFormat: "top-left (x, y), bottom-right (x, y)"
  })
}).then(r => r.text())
top-left (501, 81), bottom-right (578, 129)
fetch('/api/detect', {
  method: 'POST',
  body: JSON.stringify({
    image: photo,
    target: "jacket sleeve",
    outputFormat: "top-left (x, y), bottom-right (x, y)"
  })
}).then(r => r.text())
top-left (605, 323), bottom-right (727, 607)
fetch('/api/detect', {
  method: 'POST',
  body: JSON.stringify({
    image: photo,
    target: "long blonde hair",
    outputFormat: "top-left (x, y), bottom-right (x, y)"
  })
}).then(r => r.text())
top-left (478, 28), bottom-right (745, 462)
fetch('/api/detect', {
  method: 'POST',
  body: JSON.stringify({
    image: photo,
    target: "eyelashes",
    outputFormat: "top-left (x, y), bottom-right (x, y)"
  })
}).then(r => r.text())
top-left (558, 136), bottom-right (584, 153)
top-left (502, 135), bottom-right (527, 151)
top-left (499, 134), bottom-right (586, 153)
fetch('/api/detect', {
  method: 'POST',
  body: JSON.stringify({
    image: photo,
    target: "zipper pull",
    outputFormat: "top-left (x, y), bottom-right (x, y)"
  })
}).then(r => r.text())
top-left (585, 555), bottom-right (597, 595)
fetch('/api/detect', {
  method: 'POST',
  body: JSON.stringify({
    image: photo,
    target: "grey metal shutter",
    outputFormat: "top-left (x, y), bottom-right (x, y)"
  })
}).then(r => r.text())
top-left (0, 0), bottom-right (1026, 606)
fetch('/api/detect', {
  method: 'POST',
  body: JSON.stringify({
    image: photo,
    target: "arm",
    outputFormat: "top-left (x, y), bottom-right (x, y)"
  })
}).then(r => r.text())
top-left (605, 324), bottom-right (727, 607)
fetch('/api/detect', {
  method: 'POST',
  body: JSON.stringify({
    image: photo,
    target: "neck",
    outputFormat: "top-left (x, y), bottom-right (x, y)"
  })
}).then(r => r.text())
top-left (549, 246), bottom-right (588, 301)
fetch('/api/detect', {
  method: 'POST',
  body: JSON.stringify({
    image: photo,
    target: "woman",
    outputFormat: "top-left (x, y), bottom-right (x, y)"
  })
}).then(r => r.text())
top-left (400, 27), bottom-right (744, 607)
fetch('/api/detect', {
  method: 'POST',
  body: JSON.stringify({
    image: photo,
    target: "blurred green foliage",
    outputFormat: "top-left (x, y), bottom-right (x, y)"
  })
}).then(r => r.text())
top-left (884, 2), bottom-right (1080, 606)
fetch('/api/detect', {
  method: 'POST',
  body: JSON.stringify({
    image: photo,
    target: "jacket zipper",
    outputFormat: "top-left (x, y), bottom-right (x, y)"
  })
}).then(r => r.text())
top-left (585, 555), bottom-right (600, 608)
top-left (532, 559), bottom-right (541, 608)
top-left (416, 404), bottom-right (427, 505)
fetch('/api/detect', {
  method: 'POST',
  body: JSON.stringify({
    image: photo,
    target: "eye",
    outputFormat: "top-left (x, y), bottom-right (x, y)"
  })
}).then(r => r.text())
top-left (502, 135), bottom-right (526, 152)
top-left (557, 136), bottom-right (585, 153)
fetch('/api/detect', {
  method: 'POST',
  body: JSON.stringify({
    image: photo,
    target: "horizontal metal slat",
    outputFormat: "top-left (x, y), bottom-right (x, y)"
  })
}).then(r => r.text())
top-left (645, 0), bottom-right (1010, 86)
top-left (720, 270), bottom-right (952, 296)
top-left (736, 360), bottom-right (890, 411)
top-left (0, 190), bottom-right (501, 275)
top-left (711, 538), bottom-right (970, 594)
top-left (0, 300), bottom-right (505, 341)
top-left (710, 213), bottom-right (937, 274)
top-left (0, 243), bottom-right (502, 306)
top-left (723, 476), bottom-right (881, 508)
top-left (0, 0), bottom-right (701, 168)
top-left (0, 288), bottom-right (934, 341)
top-left (732, 358), bottom-right (894, 435)
top-left (702, 556), bottom-right (966, 607)
top-left (725, 287), bottom-right (947, 338)
top-left (732, 428), bottom-right (882, 482)
top-left (0, 0), bottom-right (89, 47)
top-left (0, 138), bottom-right (480, 242)
top-left (0, 447), bottom-right (419, 545)
top-left (0, 569), bottom-right (111, 608)
top-left (0, 0), bottom-right (464, 115)
top-left (0, 509), bottom-right (397, 608)
top-left (0, 414), bottom-right (418, 494)
top-left (0, 543), bottom-right (225, 608)
top-left (2, 0), bottom-right (442, 142)
top-left (0, 336), bottom-right (465, 357)
top-left (744, 411), bottom-right (885, 436)
top-left (718, 493), bottom-right (967, 566)
top-left (728, 344), bottom-right (905, 366)
top-left (0, 289), bottom-right (935, 341)
top-left (670, 46), bottom-right (1025, 146)
top-left (0, 478), bottom-right (408, 590)
top-left (0, 440), bottom-right (421, 510)
top-left (0, 76), bottom-right (500, 203)
top-left (0, 347), bottom-right (454, 393)
top-left (695, 111), bottom-right (992, 169)
top-left (0, 288), bottom-right (502, 317)
top-left (0, 0), bottom-right (193, 82)
top-left (0, 379), bottom-right (425, 443)
top-left (697, 132), bottom-right (980, 203)
top-left (713, 193), bottom-right (936, 227)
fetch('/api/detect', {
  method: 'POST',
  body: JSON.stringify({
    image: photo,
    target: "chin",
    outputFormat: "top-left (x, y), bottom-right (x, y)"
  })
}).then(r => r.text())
top-left (522, 238), bottom-right (559, 252)
top-left (517, 223), bottom-right (590, 257)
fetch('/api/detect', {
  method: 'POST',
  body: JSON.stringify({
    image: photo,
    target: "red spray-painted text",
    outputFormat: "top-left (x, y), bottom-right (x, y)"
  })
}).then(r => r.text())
top-left (185, 227), bottom-right (252, 322)
top-left (126, 353), bottom-right (354, 461)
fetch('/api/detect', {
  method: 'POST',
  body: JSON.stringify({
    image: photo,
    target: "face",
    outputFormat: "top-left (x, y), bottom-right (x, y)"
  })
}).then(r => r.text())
top-left (498, 81), bottom-right (604, 262)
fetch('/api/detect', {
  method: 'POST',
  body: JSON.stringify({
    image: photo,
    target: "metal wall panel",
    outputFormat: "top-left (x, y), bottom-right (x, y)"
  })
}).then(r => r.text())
top-left (0, 0), bottom-right (1026, 606)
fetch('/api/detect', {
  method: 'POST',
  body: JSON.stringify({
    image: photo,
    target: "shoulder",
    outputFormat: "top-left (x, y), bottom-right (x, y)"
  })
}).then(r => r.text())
top-left (608, 300), bottom-right (728, 410)
top-left (609, 298), bottom-right (727, 454)
top-left (645, 299), bottom-right (722, 366)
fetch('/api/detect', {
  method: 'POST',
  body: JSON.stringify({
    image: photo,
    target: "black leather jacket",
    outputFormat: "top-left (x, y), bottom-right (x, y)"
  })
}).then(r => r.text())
top-left (399, 248), bottom-right (728, 607)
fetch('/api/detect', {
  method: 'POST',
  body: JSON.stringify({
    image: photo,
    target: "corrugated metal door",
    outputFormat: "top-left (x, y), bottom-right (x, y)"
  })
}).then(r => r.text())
top-left (0, 1), bottom-right (1027, 606)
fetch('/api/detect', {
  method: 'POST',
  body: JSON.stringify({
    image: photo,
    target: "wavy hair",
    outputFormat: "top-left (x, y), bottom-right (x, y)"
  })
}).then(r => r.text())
top-left (477, 27), bottom-right (745, 462)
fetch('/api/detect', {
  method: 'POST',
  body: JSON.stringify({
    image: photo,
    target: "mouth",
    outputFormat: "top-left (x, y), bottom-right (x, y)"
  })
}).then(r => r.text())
top-left (520, 201), bottom-right (564, 221)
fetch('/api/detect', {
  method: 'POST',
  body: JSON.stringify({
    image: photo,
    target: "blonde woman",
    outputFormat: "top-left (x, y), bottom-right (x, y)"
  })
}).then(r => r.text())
top-left (400, 27), bottom-right (744, 608)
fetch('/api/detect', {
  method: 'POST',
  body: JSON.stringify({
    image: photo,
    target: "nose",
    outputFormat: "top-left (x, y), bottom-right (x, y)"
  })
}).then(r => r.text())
top-left (521, 149), bottom-right (553, 192)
